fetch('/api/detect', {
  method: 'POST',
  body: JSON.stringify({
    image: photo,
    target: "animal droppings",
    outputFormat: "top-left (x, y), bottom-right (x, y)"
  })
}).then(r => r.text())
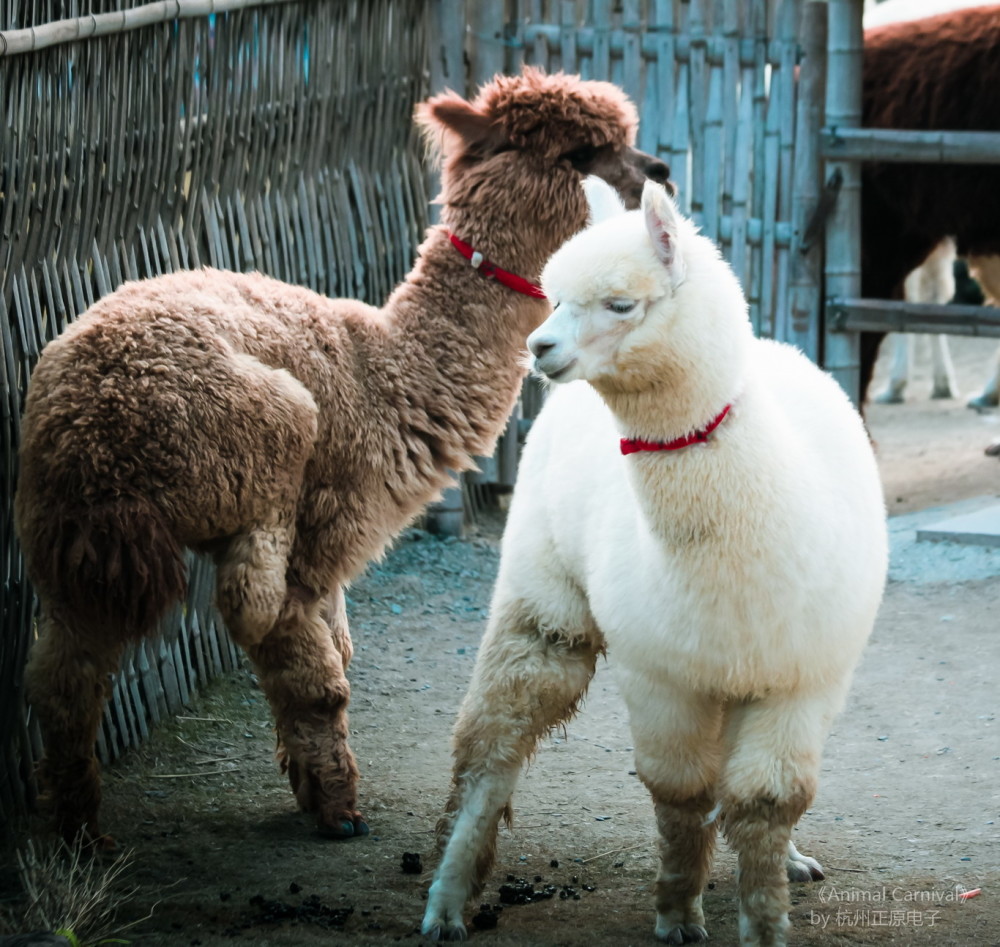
top-left (472, 903), bottom-right (503, 929)
top-left (236, 892), bottom-right (354, 931)
top-left (400, 852), bottom-right (424, 874)
top-left (497, 875), bottom-right (595, 907)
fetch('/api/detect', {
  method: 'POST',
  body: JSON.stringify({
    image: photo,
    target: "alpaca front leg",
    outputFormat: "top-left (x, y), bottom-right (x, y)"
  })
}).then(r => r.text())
top-left (719, 692), bottom-right (835, 947)
top-left (24, 608), bottom-right (125, 848)
top-left (619, 676), bottom-right (721, 944)
top-left (245, 599), bottom-right (365, 838)
top-left (423, 598), bottom-right (603, 941)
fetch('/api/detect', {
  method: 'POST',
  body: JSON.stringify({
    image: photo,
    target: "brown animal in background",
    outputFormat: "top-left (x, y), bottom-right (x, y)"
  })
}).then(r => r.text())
top-left (15, 67), bottom-right (669, 847)
top-left (859, 4), bottom-right (1000, 403)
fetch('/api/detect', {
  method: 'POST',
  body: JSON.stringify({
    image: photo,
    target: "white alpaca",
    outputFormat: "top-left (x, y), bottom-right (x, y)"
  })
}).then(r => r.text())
top-left (422, 180), bottom-right (888, 946)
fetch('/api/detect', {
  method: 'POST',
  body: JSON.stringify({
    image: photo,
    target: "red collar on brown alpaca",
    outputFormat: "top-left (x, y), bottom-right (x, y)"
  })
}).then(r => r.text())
top-left (449, 234), bottom-right (547, 300)
top-left (620, 404), bottom-right (733, 455)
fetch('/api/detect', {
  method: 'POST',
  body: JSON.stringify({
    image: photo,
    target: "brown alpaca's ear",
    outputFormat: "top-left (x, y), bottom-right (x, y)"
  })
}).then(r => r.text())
top-left (415, 91), bottom-right (505, 156)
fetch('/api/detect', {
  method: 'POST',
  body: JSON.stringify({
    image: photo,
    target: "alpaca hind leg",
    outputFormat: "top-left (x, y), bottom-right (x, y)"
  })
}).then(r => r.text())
top-left (617, 675), bottom-right (721, 944)
top-left (719, 691), bottom-right (836, 947)
top-left (240, 598), bottom-right (364, 838)
top-left (24, 607), bottom-right (125, 847)
top-left (872, 334), bottom-right (911, 404)
top-left (422, 596), bottom-right (603, 941)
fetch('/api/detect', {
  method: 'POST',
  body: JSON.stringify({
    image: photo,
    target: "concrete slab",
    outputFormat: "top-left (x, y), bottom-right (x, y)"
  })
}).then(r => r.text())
top-left (916, 504), bottom-right (1000, 547)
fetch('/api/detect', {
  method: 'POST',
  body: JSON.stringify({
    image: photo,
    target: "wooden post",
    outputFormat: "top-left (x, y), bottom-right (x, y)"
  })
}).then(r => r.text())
top-left (822, 0), bottom-right (863, 403)
top-left (783, 0), bottom-right (826, 361)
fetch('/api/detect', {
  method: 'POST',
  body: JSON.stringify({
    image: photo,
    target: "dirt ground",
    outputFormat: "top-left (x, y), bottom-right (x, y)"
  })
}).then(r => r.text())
top-left (3, 336), bottom-right (999, 947)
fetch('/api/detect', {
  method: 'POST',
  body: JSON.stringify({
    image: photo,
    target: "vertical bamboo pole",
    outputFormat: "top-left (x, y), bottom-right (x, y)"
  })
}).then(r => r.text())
top-left (687, 0), bottom-right (707, 226)
top-left (560, 0), bottom-right (578, 74)
top-left (652, 0), bottom-right (675, 165)
top-left (592, 0), bottom-right (611, 80)
top-left (424, 0), bottom-right (467, 536)
top-left (771, 0), bottom-right (799, 339)
top-left (720, 0), bottom-right (739, 220)
top-left (622, 0), bottom-right (642, 103)
top-left (824, 0), bottom-right (863, 402)
top-left (783, 0), bottom-right (826, 360)
top-left (470, 2), bottom-right (506, 87)
top-left (702, 64), bottom-right (723, 244)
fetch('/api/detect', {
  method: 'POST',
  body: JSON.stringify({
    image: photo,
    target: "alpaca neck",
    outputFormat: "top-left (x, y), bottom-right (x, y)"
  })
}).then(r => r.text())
top-left (375, 224), bottom-right (551, 467)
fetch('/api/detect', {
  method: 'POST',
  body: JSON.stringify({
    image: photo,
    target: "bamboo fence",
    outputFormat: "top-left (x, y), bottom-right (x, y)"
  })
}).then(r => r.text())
top-left (1, 0), bottom-right (829, 825)
top-left (0, 0), bottom-right (429, 828)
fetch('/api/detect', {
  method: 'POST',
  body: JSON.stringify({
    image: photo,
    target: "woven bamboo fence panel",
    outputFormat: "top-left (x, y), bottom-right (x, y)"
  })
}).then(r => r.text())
top-left (0, 0), bottom-right (429, 826)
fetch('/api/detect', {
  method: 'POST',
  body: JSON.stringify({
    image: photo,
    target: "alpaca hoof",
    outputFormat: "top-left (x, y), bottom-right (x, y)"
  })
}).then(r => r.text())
top-left (317, 814), bottom-right (369, 839)
top-left (655, 922), bottom-right (709, 944)
top-left (986, 440), bottom-right (1000, 457)
top-left (872, 388), bottom-right (904, 405)
top-left (786, 852), bottom-right (824, 882)
top-left (930, 385), bottom-right (958, 400)
top-left (421, 917), bottom-right (468, 942)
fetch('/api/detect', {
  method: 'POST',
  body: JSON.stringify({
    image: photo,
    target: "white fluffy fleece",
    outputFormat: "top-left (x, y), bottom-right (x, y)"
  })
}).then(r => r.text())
top-left (422, 180), bottom-right (888, 947)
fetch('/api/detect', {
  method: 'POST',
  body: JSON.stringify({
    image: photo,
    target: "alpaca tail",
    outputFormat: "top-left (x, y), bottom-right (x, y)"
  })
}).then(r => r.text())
top-left (19, 496), bottom-right (188, 636)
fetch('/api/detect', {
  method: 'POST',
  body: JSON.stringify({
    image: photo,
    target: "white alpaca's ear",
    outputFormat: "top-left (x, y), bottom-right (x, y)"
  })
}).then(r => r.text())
top-left (642, 180), bottom-right (685, 284)
top-left (583, 176), bottom-right (627, 225)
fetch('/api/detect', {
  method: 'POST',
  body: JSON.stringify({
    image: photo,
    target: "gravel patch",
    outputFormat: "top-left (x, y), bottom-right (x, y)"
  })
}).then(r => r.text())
top-left (888, 495), bottom-right (1000, 584)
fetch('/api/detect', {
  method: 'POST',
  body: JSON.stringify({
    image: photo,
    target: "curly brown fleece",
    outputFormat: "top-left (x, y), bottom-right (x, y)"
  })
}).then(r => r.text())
top-left (15, 66), bottom-right (669, 845)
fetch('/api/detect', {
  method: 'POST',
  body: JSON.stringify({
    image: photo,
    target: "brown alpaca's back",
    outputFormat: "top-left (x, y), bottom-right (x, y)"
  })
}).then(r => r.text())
top-left (15, 68), bottom-right (670, 847)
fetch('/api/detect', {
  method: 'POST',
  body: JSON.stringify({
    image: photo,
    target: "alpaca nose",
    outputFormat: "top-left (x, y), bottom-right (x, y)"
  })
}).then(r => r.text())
top-left (644, 157), bottom-right (671, 185)
top-left (529, 336), bottom-right (557, 359)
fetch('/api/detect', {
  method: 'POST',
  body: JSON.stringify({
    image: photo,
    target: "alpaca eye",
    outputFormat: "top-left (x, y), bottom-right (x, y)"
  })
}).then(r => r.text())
top-left (605, 299), bottom-right (637, 315)
top-left (562, 144), bottom-right (598, 169)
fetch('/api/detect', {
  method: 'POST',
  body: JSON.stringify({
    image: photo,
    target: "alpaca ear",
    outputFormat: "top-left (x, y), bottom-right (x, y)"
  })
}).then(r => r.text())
top-left (582, 176), bottom-right (627, 225)
top-left (642, 180), bottom-right (684, 281)
top-left (415, 91), bottom-right (504, 155)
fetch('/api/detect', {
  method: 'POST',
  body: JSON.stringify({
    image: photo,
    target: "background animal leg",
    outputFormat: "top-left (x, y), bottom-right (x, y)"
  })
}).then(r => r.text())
top-left (929, 335), bottom-right (960, 399)
top-left (969, 346), bottom-right (1000, 410)
top-left (422, 598), bottom-right (602, 941)
top-left (24, 608), bottom-right (125, 847)
top-left (245, 602), bottom-right (364, 838)
top-left (873, 334), bottom-right (911, 404)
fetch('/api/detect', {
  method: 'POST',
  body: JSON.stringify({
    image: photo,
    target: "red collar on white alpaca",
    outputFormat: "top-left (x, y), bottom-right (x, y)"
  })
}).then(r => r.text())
top-left (620, 403), bottom-right (732, 455)
top-left (449, 234), bottom-right (547, 300)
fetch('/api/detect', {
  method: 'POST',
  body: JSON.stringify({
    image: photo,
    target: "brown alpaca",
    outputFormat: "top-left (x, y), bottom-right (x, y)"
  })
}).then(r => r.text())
top-left (14, 67), bottom-right (669, 847)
